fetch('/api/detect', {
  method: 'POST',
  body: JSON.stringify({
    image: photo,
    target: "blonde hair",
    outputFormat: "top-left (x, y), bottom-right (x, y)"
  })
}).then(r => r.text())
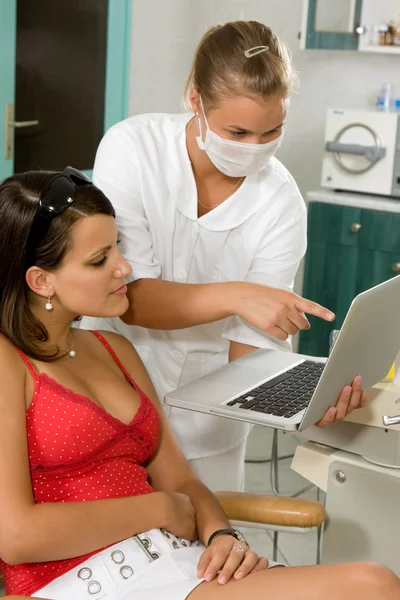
top-left (183, 20), bottom-right (298, 111)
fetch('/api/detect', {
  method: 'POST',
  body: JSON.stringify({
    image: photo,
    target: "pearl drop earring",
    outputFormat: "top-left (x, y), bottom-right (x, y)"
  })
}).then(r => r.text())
top-left (45, 295), bottom-right (53, 311)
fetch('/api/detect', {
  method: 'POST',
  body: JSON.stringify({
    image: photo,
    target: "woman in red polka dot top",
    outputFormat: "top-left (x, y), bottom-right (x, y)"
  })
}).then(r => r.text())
top-left (0, 169), bottom-right (398, 600)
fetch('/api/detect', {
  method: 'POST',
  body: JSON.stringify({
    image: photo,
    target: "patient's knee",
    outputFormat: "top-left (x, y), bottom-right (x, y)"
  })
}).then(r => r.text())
top-left (353, 562), bottom-right (400, 598)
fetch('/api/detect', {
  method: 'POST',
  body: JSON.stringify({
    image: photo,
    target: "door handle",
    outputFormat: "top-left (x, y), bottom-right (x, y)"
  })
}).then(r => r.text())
top-left (4, 103), bottom-right (39, 160)
top-left (9, 119), bottom-right (39, 128)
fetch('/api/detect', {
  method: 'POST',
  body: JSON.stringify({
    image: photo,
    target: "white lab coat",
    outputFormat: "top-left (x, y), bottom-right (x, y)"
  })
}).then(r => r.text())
top-left (81, 113), bottom-right (307, 460)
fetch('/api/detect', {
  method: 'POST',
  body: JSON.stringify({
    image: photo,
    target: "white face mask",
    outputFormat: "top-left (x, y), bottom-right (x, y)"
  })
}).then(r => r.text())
top-left (195, 98), bottom-right (285, 177)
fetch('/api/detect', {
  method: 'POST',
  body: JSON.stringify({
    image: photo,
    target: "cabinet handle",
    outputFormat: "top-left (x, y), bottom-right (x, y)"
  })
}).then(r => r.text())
top-left (392, 263), bottom-right (400, 273)
top-left (350, 223), bottom-right (361, 233)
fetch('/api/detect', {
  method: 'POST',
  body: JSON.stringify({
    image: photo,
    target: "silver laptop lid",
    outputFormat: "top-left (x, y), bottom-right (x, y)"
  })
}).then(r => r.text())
top-left (299, 274), bottom-right (400, 430)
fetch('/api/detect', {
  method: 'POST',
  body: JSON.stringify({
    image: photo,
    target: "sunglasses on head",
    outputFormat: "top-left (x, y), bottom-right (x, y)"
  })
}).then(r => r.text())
top-left (25, 166), bottom-right (93, 270)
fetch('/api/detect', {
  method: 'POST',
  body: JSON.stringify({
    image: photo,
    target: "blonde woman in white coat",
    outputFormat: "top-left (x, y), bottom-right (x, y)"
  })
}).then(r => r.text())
top-left (81, 20), bottom-right (365, 492)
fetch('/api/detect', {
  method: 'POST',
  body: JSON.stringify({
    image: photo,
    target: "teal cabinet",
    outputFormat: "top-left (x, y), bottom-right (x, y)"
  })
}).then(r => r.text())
top-left (299, 202), bottom-right (400, 357)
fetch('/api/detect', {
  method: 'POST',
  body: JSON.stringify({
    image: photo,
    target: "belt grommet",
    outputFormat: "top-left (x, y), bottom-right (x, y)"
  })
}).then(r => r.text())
top-left (179, 538), bottom-right (188, 547)
top-left (78, 567), bottom-right (92, 580)
top-left (111, 549), bottom-right (125, 564)
top-left (87, 580), bottom-right (102, 595)
top-left (120, 565), bottom-right (134, 579)
top-left (151, 552), bottom-right (160, 560)
top-left (141, 536), bottom-right (151, 549)
top-left (172, 540), bottom-right (180, 549)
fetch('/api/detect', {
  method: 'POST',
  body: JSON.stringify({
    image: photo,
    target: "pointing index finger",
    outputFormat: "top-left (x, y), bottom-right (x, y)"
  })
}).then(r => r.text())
top-left (296, 298), bottom-right (335, 322)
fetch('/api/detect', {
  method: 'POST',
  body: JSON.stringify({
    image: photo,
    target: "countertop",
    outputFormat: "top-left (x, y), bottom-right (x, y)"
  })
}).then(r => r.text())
top-left (307, 188), bottom-right (400, 214)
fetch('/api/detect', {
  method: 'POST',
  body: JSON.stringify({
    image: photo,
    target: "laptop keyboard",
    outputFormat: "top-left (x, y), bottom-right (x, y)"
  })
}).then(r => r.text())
top-left (226, 361), bottom-right (324, 419)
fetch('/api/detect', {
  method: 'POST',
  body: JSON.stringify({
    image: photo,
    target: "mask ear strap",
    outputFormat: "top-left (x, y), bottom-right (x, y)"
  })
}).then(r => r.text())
top-left (198, 95), bottom-right (211, 130)
top-left (196, 110), bottom-right (204, 142)
top-left (195, 95), bottom-right (209, 147)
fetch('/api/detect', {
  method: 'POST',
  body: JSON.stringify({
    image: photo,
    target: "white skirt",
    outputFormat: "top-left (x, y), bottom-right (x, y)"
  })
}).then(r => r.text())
top-left (32, 528), bottom-right (282, 600)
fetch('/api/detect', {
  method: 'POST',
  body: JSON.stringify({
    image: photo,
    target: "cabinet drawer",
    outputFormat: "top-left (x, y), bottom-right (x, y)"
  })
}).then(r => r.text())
top-left (357, 210), bottom-right (400, 253)
top-left (308, 203), bottom-right (361, 246)
top-left (356, 249), bottom-right (400, 291)
top-left (308, 202), bottom-right (400, 253)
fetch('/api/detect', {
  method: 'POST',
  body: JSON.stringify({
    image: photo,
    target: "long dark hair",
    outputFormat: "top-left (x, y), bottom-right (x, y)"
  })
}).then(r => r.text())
top-left (0, 170), bottom-right (115, 361)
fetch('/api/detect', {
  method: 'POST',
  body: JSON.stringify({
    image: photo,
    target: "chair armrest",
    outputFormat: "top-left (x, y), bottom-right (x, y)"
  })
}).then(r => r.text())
top-left (215, 491), bottom-right (326, 528)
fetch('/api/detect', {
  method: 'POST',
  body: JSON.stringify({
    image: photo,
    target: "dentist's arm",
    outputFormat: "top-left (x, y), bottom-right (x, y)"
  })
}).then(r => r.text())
top-left (121, 278), bottom-right (334, 341)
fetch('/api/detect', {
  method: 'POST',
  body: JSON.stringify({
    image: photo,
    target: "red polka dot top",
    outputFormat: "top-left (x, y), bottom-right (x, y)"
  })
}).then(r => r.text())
top-left (1, 331), bottom-right (160, 596)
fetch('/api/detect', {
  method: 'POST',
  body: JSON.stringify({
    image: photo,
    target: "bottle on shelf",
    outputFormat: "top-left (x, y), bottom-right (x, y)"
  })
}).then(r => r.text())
top-left (370, 25), bottom-right (381, 46)
top-left (394, 22), bottom-right (400, 46)
top-left (386, 21), bottom-right (395, 45)
top-left (376, 83), bottom-right (395, 112)
top-left (379, 24), bottom-right (389, 45)
top-left (369, 20), bottom-right (400, 46)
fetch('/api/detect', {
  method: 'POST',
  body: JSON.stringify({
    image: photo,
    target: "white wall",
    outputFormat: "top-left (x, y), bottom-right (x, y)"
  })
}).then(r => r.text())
top-left (129, 0), bottom-right (400, 303)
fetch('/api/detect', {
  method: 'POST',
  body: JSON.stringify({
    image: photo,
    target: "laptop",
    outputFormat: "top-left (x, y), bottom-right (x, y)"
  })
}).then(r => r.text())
top-left (165, 274), bottom-right (400, 432)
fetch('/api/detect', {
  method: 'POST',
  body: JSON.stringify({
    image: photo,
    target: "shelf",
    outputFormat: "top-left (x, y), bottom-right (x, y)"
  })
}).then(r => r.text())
top-left (359, 45), bottom-right (400, 54)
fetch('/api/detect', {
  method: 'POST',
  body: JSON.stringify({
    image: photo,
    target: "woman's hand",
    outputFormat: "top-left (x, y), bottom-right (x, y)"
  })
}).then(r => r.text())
top-left (162, 492), bottom-right (197, 540)
top-left (316, 375), bottom-right (367, 428)
top-left (197, 535), bottom-right (269, 584)
top-left (233, 283), bottom-right (335, 341)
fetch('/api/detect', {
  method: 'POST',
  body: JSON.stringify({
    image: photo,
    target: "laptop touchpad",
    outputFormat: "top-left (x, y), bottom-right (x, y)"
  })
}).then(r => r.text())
top-left (208, 364), bottom-right (276, 387)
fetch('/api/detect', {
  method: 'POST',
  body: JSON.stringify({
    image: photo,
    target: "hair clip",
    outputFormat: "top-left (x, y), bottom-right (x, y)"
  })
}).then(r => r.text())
top-left (244, 45), bottom-right (270, 58)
